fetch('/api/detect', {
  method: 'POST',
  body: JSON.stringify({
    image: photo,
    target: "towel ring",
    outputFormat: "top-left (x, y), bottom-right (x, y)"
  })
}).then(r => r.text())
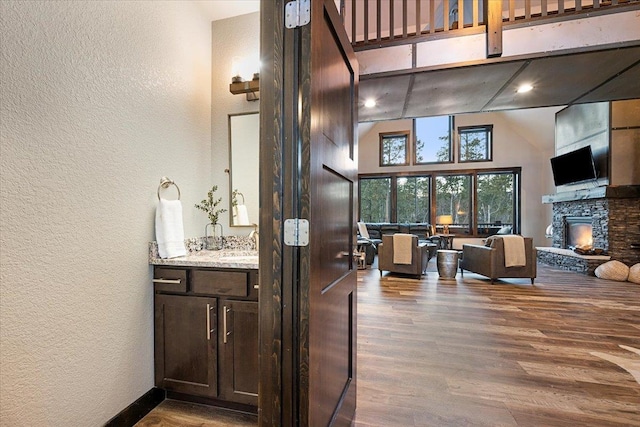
top-left (157, 177), bottom-right (181, 200)
top-left (234, 191), bottom-right (245, 205)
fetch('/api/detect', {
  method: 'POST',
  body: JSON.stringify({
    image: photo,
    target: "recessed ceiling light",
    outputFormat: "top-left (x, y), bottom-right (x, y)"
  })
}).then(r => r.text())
top-left (364, 98), bottom-right (376, 108)
top-left (517, 84), bottom-right (533, 93)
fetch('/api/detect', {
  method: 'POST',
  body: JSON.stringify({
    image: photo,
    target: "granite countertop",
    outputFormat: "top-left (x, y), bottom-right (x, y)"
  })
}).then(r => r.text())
top-left (150, 249), bottom-right (259, 269)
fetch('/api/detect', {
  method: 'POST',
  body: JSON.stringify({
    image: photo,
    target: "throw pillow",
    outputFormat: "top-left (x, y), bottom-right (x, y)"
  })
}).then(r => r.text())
top-left (629, 263), bottom-right (640, 284)
top-left (594, 260), bottom-right (630, 282)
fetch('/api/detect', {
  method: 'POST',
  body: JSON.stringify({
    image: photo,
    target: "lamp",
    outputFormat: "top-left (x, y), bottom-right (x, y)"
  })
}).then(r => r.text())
top-left (436, 215), bottom-right (453, 234)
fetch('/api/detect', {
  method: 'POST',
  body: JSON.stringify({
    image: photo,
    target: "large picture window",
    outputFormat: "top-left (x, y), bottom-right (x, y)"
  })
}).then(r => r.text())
top-left (397, 176), bottom-right (430, 223)
top-left (458, 125), bottom-right (493, 162)
top-left (379, 132), bottom-right (409, 166)
top-left (435, 174), bottom-right (471, 234)
top-left (476, 172), bottom-right (516, 234)
top-left (414, 116), bottom-right (453, 164)
top-left (359, 177), bottom-right (391, 222)
top-left (359, 168), bottom-right (520, 237)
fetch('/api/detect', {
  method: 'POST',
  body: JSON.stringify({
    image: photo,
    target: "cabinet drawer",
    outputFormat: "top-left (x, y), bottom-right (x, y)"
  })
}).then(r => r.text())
top-left (153, 267), bottom-right (187, 293)
top-left (192, 270), bottom-right (248, 297)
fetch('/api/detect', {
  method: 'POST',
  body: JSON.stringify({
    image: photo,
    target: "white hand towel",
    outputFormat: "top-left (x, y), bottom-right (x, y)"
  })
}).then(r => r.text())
top-left (234, 204), bottom-right (251, 226)
top-left (155, 198), bottom-right (187, 259)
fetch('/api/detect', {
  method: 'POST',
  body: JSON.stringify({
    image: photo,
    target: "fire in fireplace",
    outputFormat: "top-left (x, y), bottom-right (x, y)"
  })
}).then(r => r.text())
top-left (565, 216), bottom-right (593, 249)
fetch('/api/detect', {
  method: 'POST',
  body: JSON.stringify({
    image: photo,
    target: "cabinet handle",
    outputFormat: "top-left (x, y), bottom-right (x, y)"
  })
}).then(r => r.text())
top-left (152, 278), bottom-right (181, 284)
top-left (223, 305), bottom-right (231, 344)
top-left (206, 303), bottom-right (212, 341)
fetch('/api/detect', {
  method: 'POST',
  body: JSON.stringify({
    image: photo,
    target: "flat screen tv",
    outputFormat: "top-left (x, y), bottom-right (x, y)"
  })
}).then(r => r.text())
top-left (550, 146), bottom-right (598, 186)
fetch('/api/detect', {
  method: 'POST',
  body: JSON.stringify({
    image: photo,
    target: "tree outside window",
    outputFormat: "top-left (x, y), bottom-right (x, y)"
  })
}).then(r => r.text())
top-left (435, 175), bottom-right (471, 234)
top-left (415, 116), bottom-right (453, 164)
top-left (477, 173), bottom-right (515, 234)
top-left (397, 176), bottom-right (430, 223)
top-left (379, 132), bottom-right (409, 166)
top-left (459, 125), bottom-right (493, 162)
top-left (359, 177), bottom-right (391, 222)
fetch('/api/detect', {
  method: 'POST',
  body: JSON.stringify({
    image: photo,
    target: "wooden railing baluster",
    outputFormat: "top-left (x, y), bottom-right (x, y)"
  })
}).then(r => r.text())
top-left (473, 0), bottom-right (479, 26)
top-left (525, 0), bottom-right (531, 19)
top-left (364, 0), bottom-right (369, 44)
top-left (444, 0), bottom-right (450, 31)
top-left (390, 0), bottom-right (394, 40)
top-left (351, 0), bottom-right (356, 43)
top-left (576, 0), bottom-right (583, 11)
top-left (542, 0), bottom-right (548, 16)
top-left (377, 0), bottom-right (382, 42)
top-left (416, 0), bottom-right (421, 36)
top-left (403, 0), bottom-right (408, 38)
top-left (559, 0), bottom-right (565, 14)
top-left (429, 0), bottom-right (435, 34)
top-left (509, 0), bottom-right (516, 22)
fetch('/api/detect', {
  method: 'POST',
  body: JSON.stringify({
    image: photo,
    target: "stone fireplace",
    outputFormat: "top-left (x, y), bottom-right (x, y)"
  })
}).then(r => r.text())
top-left (538, 186), bottom-right (640, 274)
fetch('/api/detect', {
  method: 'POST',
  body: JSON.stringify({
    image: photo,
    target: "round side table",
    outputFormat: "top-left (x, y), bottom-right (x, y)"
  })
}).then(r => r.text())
top-left (437, 250), bottom-right (459, 279)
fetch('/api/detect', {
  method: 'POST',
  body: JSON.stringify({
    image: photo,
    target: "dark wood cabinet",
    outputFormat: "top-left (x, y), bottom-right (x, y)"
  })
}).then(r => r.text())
top-left (218, 300), bottom-right (259, 406)
top-left (153, 266), bottom-right (258, 408)
top-left (154, 294), bottom-right (217, 397)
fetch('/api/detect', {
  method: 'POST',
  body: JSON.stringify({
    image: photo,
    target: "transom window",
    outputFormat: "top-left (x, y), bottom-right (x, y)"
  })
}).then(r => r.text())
top-left (458, 125), bottom-right (493, 162)
top-left (379, 132), bottom-right (409, 166)
top-left (414, 116), bottom-right (453, 164)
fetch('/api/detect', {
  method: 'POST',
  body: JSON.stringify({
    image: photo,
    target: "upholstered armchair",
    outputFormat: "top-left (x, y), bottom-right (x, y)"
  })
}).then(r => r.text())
top-left (378, 234), bottom-right (435, 278)
top-left (460, 236), bottom-right (537, 284)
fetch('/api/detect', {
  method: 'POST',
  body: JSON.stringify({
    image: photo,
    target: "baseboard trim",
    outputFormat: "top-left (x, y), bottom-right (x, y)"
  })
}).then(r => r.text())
top-left (104, 387), bottom-right (165, 427)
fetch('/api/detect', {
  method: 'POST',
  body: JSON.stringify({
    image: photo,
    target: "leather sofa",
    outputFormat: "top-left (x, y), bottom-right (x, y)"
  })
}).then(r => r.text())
top-left (378, 234), bottom-right (435, 278)
top-left (362, 223), bottom-right (441, 250)
top-left (459, 236), bottom-right (537, 284)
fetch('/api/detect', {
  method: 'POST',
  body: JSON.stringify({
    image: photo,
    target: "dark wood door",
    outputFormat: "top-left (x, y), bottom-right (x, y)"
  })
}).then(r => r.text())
top-left (154, 294), bottom-right (217, 397)
top-left (218, 299), bottom-right (259, 406)
top-left (259, 0), bottom-right (359, 425)
top-left (303, 2), bottom-right (359, 425)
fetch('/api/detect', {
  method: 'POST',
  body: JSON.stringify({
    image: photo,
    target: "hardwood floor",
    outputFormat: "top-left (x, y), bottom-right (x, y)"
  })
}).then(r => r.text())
top-left (355, 262), bottom-right (640, 427)
top-left (136, 261), bottom-right (640, 426)
top-left (134, 399), bottom-right (257, 426)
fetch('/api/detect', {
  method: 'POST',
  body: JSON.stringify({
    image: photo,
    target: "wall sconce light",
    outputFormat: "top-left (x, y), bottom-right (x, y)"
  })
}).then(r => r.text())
top-left (436, 214), bottom-right (453, 234)
top-left (230, 55), bottom-right (260, 101)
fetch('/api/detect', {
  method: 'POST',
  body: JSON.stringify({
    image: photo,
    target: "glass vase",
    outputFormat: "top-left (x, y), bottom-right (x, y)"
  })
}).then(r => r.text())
top-left (205, 223), bottom-right (223, 250)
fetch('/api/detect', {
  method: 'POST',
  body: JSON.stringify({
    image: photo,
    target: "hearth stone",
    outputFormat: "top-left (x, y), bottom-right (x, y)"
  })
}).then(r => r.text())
top-left (537, 247), bottom-right (610, 275)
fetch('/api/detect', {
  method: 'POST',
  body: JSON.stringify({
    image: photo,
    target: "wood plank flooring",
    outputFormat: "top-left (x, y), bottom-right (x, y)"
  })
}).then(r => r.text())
top-left (136, 261), bottom-right (640, 426)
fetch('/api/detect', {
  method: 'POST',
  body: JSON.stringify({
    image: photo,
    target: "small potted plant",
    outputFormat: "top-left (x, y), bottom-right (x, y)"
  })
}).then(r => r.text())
top-left (195, 185), bottom-right (227, 250)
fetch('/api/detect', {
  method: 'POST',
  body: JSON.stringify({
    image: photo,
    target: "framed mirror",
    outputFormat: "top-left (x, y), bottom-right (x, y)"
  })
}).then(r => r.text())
top-left (228, 112), bottom-right (259, 227)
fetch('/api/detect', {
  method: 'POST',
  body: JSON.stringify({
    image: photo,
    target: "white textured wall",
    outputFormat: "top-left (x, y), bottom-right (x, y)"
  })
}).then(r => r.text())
top-left (0, 2), bottom-right (214, 425)
top-left (211, 12), bottom-right (260, 236)
top-left (358, 107), bottom-right (561, 245)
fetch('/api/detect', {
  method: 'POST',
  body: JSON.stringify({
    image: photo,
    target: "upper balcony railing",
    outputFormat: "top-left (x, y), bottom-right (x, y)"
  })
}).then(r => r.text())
top-left (340, 0), bottom-right (640, 51)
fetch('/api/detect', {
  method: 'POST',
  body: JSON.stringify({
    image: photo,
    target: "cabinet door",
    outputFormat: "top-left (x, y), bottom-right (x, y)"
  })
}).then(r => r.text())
top-left (154, 294), bottom-right (217, 397)
top-left (218, 300), bottom-right (259, 406)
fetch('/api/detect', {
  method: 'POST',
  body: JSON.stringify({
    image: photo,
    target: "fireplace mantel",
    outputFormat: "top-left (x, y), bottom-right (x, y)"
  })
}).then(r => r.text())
top-left (542, 185), bottom-right (640, 204)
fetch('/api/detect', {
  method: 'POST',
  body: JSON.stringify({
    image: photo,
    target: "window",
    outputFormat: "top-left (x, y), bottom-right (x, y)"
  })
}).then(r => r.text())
top-left (435, 175), bottom-right (471, 234)
top-left (458, 125), bottom-right (493, 162)
top-left (359, 168), bottom-right (521, 236)
top-left (397, 176), bottom-right (430, 223)
top-left (379, 132), bottom-right (409, 166)
top-left (359, 177), bottom-right (391, 222)
top-left (414, 116), bottom-right (453, 164)
top-left (476, 172), bottom-right (516, 235)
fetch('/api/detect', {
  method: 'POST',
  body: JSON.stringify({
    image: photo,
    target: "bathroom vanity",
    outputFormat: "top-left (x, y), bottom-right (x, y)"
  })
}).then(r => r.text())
top-left (150, 249), bottom-right (258, 411)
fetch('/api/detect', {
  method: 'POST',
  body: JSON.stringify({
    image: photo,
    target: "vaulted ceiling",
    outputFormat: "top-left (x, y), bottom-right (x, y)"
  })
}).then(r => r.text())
top-left (358, 44), bottom-right (640, 122)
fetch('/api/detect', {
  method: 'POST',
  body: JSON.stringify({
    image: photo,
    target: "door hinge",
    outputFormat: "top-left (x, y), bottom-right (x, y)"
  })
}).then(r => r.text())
top-left (284, 219), bottom-right (309, 247)
top-left (285, 0), bottom-right (310, 29)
